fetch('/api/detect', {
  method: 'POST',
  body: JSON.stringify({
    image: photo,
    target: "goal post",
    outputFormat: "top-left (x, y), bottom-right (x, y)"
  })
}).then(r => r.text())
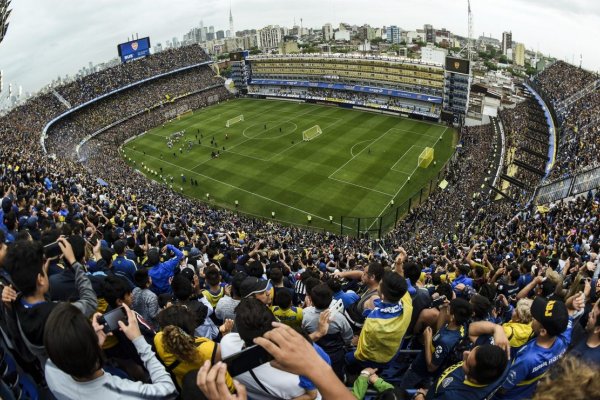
top-left (225, 115), bottom-right (244, 127)
top-left (302, 125), bottom-right (323, 141)
top-left (418, 147), bottom-right (434, 168)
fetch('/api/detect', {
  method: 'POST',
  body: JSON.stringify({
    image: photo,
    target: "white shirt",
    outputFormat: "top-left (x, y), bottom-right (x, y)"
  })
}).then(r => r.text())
top-left (220, 333), bottom-right (319, 400)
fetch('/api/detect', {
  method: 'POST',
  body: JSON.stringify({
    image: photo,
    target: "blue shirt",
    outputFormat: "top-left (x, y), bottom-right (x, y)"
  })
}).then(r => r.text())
top-left (412, 324), bottom-right (466, 378)
top-left (333, 290), bottom-right (359, 310)
top-left (495, 317), bottom-right (573, 400)
top-left (299, 344), bottom-right (331, 391)
top-left (451, 275), bottom-right (473, 295)
top-left (569, 339), bottom-right (600, 367)
top-left (112, 255), bottom-right (137, 283)
top-left (148, 245), bottom-right (184, 294)
top-left (431, 361), bottom-right (505, 400)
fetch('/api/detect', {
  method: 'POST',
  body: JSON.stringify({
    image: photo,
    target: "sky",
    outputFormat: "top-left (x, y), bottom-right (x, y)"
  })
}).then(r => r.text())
top-left (1, 0), bottom-right (599, 95)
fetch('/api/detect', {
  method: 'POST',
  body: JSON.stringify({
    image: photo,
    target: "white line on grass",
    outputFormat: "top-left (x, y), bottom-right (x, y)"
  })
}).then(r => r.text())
top-left (328, 176), bottom-right (394, 197)
top-left (328, 127), bottom-right (398, 179)
top-left (127, 148), bottom-right (340, 226)
top-left (350, 139), bottom-right (375, 157)
top-left (365, 127), bottom-right (449, 232)
top-left (265, 117), bottom-right (343, 161)
top-left (390, 145), bottom-right (427, 173)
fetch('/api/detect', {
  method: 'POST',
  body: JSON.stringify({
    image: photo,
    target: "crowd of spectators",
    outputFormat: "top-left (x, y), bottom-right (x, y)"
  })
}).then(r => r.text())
top-left (545, 89), bottom-right (600, 181)
top-left (250, 86), bottom-right (438, 115)
top-left (530, 60), bottom-right (600, 182)
top-left (390, 123), bottom-right (496, 254)
top-left (57, 45), bottom-right (210, 107)
top-left (531, 60), bottom-right (597, 105)
top-left (498, 95), bottom-right (550, 200)
top-left (0, 50), bottom-right (599, 400)
top-left (46, 66), bottom-right (222, 160)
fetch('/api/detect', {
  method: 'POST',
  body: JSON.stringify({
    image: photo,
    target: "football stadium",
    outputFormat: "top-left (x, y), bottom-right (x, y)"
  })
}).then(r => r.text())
top-left (1, 1), bottom-right (600, 399)
top-left (122, 97), bottom-right (455, 234)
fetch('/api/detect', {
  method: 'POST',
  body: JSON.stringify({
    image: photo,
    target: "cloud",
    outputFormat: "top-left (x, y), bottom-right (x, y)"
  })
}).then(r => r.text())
top-left (0, 0), bottom-right (599, 94)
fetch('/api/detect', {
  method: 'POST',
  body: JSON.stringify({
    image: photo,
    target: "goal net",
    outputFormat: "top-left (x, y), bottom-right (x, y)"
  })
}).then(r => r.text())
top-left (302, 125), bottom-right (323, 141)
top-left (226, 115), bottom-right (244, 127)
top-left (418, 147), bottom-right (434, 168)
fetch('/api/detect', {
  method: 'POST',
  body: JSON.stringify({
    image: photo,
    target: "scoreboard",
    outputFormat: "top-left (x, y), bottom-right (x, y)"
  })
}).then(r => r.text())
top-left (117, 37), bottom-right (151, 63)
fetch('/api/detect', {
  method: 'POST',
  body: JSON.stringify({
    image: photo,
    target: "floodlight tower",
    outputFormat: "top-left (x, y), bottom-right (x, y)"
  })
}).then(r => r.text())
top-left (467, 0), bottom-right (474, 60)
top-left (458, 0), bottom-right (474, 60)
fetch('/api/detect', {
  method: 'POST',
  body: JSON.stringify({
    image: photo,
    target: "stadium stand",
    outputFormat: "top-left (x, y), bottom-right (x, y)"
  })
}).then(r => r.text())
top-left (0, 46), bottom-right (599, 400)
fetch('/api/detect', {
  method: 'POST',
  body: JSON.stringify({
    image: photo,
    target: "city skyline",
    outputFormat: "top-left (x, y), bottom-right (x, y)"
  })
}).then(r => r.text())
top-left (0, 0), bottom-right (599, 95)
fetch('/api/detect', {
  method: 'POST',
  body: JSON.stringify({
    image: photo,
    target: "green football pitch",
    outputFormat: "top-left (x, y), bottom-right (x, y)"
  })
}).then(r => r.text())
top-left (122, 98), bottom-right (456, 233)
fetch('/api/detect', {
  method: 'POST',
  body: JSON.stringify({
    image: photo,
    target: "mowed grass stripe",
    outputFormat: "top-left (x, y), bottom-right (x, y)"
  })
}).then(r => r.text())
top-left (123, 98), bottom-right (455, 231)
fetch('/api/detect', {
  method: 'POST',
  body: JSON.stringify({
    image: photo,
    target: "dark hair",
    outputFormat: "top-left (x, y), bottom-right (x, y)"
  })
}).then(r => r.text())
top-left (450, 298), bottom-right (472, 325)
top-left (158, 293), bottom-right (174, 309)
top-left (435, 283), bottom-right (453, 300)
top-left (458, 264), bottom-right (471, 276)
top-left (113, 239), bottom-right (126, 255)
top-left (478, 283), bottom-right (497, 303)
top-left (273, 289), bottom-right (292, 309)
top-left (44, 303), bottom-right (103, 379)
top-left (326, 277), bottom-right (342, 293)
top-left (5, 240), bottom-right (44, 296)
top-left (303, 277), bottom-right (321, 299)
top-left (204, 266), bottom-right (221, 286)
top-left (367, 262), bottom-right (384, 282)
top-left (245, 260), bottom-right (264, 278)
top-left (509, 268), bottom-right (520, 282)
top-left (157, 305), bottom-right (197, 335)
top-left (470, 294), bottom-right (492, 320)
top-left (403, 262), bottom-right (421, 285)
top-left (310, 283), bottom-right (333, 310)
top-left (101, 275), bottom-right (132, 309)
top-left (231, 272), bottom-right (247, 298)
top-left (268, 267), bottom-right (283, 285)
top-left (380, 271), bottom-right (408, 303)
top-left (134, 269), bottom-right (150, 288)
top-left (172, 274), bottom-right (193, 301)
top-left (469, 344), bottom-right (508, 384)
top-left (431, 273), bottom-right (442, 286)
top-left (235, 298), bottom-right (276, 347)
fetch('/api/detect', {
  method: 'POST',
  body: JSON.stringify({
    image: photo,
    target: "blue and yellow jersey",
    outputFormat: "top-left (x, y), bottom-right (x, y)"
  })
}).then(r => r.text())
top-left (202, 285), bottom-right (225, 308)
top-left (355, 292), bottom-right (413, 363)
top-left (497, 318), bottom-right (573, 400)
top-left (270, 305), bottom-right (303, 330)
top-left (432, 362), bottom-right (497, 400)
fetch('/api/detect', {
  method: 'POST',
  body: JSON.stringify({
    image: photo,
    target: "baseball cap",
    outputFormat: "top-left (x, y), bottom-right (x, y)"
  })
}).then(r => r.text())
top-left (189, 247), bottom-right (201, 259)
top-left (530, 297), bottom-right (569, 336)
top-left (240, 277), bottom-right (270, 298)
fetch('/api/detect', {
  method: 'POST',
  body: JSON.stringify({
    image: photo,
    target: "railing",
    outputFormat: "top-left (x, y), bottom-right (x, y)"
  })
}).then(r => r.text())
top-left (534, 165), bottom-right (600, 204)
top-left (340, 165), bottom-right (449, 238)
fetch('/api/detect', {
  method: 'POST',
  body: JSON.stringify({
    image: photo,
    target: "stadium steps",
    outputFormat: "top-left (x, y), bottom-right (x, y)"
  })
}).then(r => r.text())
top-left (513, 160), bottom-right (546, 177)
top-left (500, 174), bottom-right (528, 189)
top-left (519, 146), bottom-right (549, 161)
top-left (488, 184), bottom-right (516, 202)
top-left (527, 126), bottom-right (549, 136)
top-left (524, 134), bottom-right (549, 146)
top-left (52, 90), bottom-right (72, 109)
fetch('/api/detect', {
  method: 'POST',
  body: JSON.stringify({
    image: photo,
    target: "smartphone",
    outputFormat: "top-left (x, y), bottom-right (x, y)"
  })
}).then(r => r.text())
top-left (222, 345), bottom-right (273, 377)
top-left (431, 295), bottom-right (447, 309)
top-left (44, 241), bottom-right (62, 258)
top-left (98, 307), bottom-right (127, 333)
